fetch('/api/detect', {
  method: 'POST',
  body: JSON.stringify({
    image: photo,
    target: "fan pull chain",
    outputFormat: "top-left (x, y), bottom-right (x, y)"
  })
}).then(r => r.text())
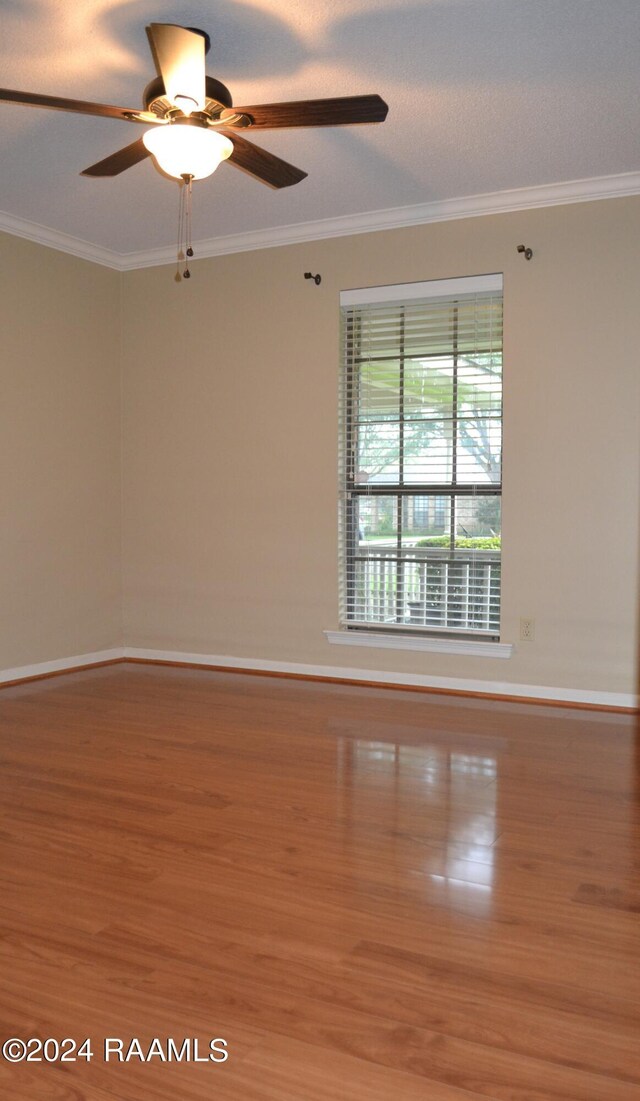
top-left (175, 174), bottom-right (195, 282)
top-left (175, 179), bottom-right (186, 282)
top-left (185, 176), bottom-right (194, 269)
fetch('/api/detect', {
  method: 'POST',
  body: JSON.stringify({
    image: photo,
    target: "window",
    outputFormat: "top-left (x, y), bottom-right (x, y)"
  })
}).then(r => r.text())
top-left (339, 274), bottom-right (503, 639)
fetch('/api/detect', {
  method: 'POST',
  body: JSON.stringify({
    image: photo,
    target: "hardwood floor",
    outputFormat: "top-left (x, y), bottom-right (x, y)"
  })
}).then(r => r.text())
top-left (0, 663), bottom-right (638, 1100)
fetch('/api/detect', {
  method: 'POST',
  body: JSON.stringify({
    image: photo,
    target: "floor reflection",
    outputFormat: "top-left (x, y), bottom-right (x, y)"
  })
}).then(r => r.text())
top-left (333, 733), bottom-right (498, 915)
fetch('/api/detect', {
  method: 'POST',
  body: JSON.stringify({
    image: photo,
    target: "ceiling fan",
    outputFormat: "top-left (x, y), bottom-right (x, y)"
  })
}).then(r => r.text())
top-left (0, 23), bottom-right (389, 189)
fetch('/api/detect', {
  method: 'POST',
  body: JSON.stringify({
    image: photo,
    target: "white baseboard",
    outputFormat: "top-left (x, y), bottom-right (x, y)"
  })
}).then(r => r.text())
top-left (0, 648), bottom-right (125, 685)
top-left (123, 647), bottom-right (637, 710)
top-left (0, 645), bottom-right (634, 709)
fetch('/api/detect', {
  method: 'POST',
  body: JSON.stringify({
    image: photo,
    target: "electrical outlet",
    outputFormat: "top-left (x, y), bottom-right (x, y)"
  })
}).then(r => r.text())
top-left (520, 617), bottom-right (535, 641)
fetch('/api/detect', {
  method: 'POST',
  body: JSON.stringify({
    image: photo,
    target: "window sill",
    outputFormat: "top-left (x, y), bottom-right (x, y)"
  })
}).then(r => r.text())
top-left (324, 630), bottom-right (513, 659)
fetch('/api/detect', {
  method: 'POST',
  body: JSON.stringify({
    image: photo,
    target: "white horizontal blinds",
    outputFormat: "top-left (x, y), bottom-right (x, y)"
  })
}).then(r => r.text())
top-left (339, 275), bottom-right (503, 638)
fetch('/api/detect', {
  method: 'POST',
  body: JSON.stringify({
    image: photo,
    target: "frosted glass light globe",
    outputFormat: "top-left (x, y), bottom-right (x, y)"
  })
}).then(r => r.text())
top-left (143, 125), bottom-right (233, 181)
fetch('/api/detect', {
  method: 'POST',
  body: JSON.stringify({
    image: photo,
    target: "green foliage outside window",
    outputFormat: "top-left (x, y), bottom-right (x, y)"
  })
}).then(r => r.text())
top-left (416, 536), bottom-right (501, 550)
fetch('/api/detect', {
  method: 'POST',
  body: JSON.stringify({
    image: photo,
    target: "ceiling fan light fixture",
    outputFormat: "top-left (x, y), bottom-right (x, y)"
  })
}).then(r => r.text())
top-left (142, 123), bottom-right (233, 180)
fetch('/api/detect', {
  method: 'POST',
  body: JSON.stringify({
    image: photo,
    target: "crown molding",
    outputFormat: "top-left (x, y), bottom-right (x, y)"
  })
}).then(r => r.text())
top-left (0, 210), bottom-right (123, 269)
top-left (121, 170), bottom-right (640, 270)
top-left (2, 170), bottom-right (640, 272)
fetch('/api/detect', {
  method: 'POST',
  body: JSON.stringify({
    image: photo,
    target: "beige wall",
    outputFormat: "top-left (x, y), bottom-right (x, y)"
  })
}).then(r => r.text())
top-left (121, 197), bottom-right (640, 698)
top-left (0, 234), bottom-right (122, 669)
top-left (2, 201), bottom-right (637, 698)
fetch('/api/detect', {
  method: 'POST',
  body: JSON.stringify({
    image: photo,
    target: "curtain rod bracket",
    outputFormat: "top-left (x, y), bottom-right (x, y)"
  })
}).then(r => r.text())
top-left (304, 272), bottom-right (321, 285)
top-left (517, 244), bottom-right (533, 260)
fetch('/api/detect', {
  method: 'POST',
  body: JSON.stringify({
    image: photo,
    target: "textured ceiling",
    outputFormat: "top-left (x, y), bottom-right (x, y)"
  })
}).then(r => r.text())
top-left (0, 0), bottom-right (638, 255)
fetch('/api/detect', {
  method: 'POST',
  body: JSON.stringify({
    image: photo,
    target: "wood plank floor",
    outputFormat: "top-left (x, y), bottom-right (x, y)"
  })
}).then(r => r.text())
top-left (0, 663), bottom-right (638, 1100)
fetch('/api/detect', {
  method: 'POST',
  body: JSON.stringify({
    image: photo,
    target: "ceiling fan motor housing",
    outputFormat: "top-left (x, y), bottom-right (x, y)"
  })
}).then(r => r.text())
top-left (143, 75), bottom-right (233, 120)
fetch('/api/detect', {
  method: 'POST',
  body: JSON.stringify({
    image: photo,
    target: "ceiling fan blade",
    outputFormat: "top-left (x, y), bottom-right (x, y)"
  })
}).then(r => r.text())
top-left (227, 94), bottom-right (389, 130)
top-left (225, 133), bottom-right (307, 189)
top-left (147, 24), bottom-right (206, 113)
top-left (81, 138), bottom-right (150, 177)
top-left (0, 86), bottom-right (144, 121)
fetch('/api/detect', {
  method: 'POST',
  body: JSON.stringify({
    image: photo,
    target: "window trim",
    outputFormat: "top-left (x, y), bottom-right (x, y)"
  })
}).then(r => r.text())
top-left (324, 630), bottom-right (513, 659)
top-left (340, 273), bottom-right (503, 308)
top-left (339, 272), bottom-right (503, 641)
